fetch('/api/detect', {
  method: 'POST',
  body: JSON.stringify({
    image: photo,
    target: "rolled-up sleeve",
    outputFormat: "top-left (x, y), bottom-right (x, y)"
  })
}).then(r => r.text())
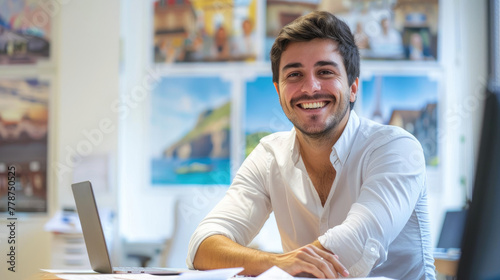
top-left (186, 144), bottom-right (273, 269)
top-left (318, 135), bottom-right (426, 277)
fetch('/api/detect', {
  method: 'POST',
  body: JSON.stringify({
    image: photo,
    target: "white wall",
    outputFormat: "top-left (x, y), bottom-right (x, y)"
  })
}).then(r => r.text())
top-left (56, 0), bottom-right (121, 265)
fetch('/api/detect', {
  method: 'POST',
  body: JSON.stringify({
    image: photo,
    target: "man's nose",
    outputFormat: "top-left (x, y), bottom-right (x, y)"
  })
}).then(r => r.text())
top-left (301, 74), bottom-right (321, 94)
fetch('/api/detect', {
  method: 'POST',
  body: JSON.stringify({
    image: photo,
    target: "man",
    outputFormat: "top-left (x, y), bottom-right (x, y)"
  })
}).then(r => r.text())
top-left (187, 11), bottom-right (436, 279)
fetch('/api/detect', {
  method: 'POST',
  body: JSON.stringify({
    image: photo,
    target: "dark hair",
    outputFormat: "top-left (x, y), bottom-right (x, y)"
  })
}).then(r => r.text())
top-left (270, 11), bottom-right (360, 88)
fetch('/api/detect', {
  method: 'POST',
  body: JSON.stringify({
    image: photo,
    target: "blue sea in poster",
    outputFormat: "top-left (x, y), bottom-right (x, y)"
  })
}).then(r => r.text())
top-left (151, 157), bottom-right (230, 186)
top-left (150, 76), bottom-right (231, 186)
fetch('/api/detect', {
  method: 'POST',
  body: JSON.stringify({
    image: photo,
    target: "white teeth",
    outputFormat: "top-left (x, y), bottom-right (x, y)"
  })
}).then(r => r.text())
top-left (300, 102), bottom-right (326, 109)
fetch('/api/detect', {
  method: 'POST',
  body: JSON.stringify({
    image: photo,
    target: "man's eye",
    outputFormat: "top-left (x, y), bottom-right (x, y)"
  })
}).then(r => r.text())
top-left (287, 72), bottom-right (300, 78)
top-left (319, 70), bottom-right (334, 75)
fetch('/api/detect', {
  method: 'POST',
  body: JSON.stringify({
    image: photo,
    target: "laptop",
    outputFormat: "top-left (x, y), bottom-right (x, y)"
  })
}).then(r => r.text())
top-left (71, 180), bottom-right (184, 275)
top-left (434, 209), bottom-right (468, 260)
top-left (437, 209), bottom-right (468, 250)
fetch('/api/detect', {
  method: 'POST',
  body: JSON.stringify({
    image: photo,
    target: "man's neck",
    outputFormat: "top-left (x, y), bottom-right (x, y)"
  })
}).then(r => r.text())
top-left (296, 111), bottom-right (351, 164)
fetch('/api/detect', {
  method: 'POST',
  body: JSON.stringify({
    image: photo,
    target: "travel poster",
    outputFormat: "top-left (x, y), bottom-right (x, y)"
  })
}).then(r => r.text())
top-left (0, 0), bottom-right (51, 64)
top-left (0, 78), bottom-right (49, 213)
top-left (360, 75), bottom-right (439, 166)
top-left (265, 0), bottom-right (438, 61)
top-left (245, 76), bottom-right (292, 157)
top-left (153, 0), bottom-right (258, 63)
top-left (150, 76), bottom-right (231, 186)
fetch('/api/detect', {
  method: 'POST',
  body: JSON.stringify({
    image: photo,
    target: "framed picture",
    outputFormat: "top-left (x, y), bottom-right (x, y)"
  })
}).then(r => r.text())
top-left (321, 0), bottom-right (439, 61)
top-left (0, 77), bottom-right (49, 213)
top-left (150, 76), bottom-right (232, 186)
top-left (244, 75), bottom-right (291, 156)
top-left (265, 0), bottom-right (318, 61)
top-left (359, 74), bottom-right (439, 166)
top-left (265, 0), bottom-right (439, 61)
top-left (0, 0), bottom-right (51, 65)
top-left (153, 0), bottom-right (258, 63)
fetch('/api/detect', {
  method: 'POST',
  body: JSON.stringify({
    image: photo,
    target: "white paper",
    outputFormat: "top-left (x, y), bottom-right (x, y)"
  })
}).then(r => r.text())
top-left (256, 266), bottom-right (293, 279)
top-left (176, 267), bottom-right (243, 280)
top-left (294, 277), bottom-right (394, 280)
top-left (112, 275), bottom-right (178, 280)
top-left (41, 269), bottom-right (95, 274)
top-left (55, 275), bottom-right (122, 280)
top-left (55, 274), bottom-right (178, 280)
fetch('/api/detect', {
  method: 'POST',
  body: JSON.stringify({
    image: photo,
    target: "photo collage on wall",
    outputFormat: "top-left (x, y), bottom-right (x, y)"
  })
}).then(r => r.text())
top-left (149, 0), bottom-right (442, 186)
top-left (0, 0), bottom-right (52, 212)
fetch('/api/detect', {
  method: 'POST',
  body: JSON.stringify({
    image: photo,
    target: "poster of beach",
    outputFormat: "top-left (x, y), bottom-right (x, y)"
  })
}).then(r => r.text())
top-left (150, 76), bottom-right (231, 186)
top-left (244, 76), bottom-right (291, 157)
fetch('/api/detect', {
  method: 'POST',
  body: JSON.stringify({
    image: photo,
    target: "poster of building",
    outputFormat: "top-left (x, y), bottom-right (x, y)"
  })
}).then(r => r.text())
top-left (153, 0), bottom-right (257, 63)
top-left (244, 75), bottom-right (291, 156)
top-left (0, 0), bottom-right (51, 65)
top-left (360, 74), bottom-right (439, 166)
top-left (0, 78), bottom-right (49, 213)
top-left (150, 76), bottom-right (231, 186)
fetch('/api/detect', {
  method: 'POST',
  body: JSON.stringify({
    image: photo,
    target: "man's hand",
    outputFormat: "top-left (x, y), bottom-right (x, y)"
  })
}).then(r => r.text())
top-left (194, 235), bottom-right (348, 278)
top-left (273, 243), bottom-right (349, 278)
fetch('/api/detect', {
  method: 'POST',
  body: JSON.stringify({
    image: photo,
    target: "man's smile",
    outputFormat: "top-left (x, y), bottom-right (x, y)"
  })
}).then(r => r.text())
top-left (298, 101), bottom-right (328, 109)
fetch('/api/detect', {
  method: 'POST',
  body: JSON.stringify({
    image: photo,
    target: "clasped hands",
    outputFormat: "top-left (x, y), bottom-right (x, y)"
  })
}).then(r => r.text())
top-left (274, 243), bottom-right (349, 279)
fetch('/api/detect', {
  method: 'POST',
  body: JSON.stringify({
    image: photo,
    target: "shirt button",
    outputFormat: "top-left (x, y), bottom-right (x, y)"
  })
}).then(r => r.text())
top-left (370, 247), bottom-right (376, 252)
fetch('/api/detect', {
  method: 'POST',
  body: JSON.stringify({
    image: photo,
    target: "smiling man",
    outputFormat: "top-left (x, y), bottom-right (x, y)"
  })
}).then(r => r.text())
top-left (187, 11), bottom-right (436, 280)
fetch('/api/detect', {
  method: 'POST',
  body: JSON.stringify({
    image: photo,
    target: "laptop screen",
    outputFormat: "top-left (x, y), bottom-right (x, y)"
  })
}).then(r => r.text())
top-left (72, 181), bottom-right (114, 273)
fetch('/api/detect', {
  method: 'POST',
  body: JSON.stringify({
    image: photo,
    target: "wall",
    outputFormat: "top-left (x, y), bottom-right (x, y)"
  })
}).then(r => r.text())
top-left (56, 0), bottom-right (121, 264)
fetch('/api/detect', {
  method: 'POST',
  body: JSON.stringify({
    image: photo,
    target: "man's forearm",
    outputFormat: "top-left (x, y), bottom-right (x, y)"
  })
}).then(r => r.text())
top-left (193, 235), bottom-right (275, 275)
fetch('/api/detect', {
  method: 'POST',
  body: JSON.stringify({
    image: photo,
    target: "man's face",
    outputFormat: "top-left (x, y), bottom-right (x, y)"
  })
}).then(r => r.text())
top-left (275, 38), bottom-right (357, 138)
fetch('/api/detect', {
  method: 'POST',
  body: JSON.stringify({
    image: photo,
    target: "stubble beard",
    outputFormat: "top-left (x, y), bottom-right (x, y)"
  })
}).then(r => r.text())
top-left (282, 91), bottom-right (351, 141)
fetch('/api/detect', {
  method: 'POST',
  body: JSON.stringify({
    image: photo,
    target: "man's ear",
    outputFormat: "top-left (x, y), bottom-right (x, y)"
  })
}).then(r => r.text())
top-left (273, 82), bottom-right (280, 95)
top-left (350, 78), bottom-right (359, 103)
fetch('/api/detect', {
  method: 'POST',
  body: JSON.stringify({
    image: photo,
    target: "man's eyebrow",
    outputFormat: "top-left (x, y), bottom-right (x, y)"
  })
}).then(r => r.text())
top-left (281, 62), bottom-right (303, 72)
top-left (314, 60), bottom-right (339, 69)
top-left (282, 61), bottom-right (340, 73)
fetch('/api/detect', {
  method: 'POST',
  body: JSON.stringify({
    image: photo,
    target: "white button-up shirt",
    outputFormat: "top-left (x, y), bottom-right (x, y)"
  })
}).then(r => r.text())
top-left (187, 111), bottom-right (436, 280)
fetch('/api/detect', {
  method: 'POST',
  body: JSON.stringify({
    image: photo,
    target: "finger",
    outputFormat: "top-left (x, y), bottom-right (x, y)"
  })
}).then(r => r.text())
top-left (296, 249), bottom-right (334, 278)
top-left (300, 249), bottom-right (337, 278)
top-left (316, 256), bottom-right (337, 279)
top-left (314, 249), bottom-right (349, 277)
top-left (299, 262), bottom-right (329, 279)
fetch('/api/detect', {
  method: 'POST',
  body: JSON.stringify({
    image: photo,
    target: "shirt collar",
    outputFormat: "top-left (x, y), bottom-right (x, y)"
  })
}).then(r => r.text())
top-left (288, 110), bottom-right (360, 166)
top-left (289, 128), bottom-right (301, 165)
top-left (332, 110), bottom-right (360, 166)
